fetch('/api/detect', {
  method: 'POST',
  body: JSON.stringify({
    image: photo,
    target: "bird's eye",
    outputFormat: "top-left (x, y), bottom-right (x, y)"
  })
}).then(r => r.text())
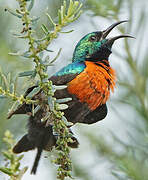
top-left (90, 36), bottom-right (97, 42)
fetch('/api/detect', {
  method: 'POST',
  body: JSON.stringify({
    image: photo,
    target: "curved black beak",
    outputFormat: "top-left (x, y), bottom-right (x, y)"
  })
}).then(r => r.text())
top-left (101, 20), bottom-right (135, 47)
top-left (102, 20), bottom-right (129, 39)
top-left (107, 34), bottom-right (135, 46)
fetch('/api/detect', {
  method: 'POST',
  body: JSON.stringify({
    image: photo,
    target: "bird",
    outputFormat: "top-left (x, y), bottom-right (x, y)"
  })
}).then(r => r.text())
top-left (8, 20), bottom-right (134, 174)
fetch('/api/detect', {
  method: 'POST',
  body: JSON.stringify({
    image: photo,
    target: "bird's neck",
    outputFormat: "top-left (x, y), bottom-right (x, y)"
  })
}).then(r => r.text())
top-left (91, 60), bottom-right (116, 83)
top-left (94, 60), bottom-right (110, 71)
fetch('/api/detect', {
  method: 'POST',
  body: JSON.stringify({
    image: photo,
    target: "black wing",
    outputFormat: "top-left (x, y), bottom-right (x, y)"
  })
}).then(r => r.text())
top-left (7, 74), bottom-right (78, 119)
top-left (8, 73), bottom-right (107, 124)
top-left (7, 86), bottom-right (37, 119)
top-left (84, 104), bottom-right (107, 124)
top-left (54, 87), bottom-right (107, 124)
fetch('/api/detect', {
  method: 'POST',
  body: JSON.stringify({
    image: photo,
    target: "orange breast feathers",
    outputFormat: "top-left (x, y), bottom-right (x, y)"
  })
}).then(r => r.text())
top-left (67, 61), bottom-right (116, 111)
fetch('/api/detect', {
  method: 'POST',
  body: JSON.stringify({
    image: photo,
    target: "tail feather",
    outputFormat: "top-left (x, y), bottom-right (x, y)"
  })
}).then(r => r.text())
top-left (13, 134), bottom-right (35, 153)
top-left (12, 125), bottom-right (79, 175)
top-left (31, 148), bottom-right (43, 174)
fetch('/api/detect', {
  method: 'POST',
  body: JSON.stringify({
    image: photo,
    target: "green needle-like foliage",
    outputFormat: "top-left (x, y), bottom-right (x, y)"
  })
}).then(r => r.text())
top-left (0, 130), bottom-right (28, 180)
top-left (0, 0), bottom-right (82, 179)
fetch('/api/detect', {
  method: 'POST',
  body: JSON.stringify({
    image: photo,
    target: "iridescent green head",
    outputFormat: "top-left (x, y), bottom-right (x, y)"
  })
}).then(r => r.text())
top-left (73, 21), bottom-right (134, 62)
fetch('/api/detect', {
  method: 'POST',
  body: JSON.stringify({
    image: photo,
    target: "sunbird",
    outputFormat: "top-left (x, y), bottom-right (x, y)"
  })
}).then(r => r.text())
top-left (8, 20), bottom-right (134, 174)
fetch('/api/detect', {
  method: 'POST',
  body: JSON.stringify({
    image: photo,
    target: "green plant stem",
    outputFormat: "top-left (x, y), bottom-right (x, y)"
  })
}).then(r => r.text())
top-left (15, 1), bottom-right (82, 179)
top-left (0, 86), bottom-right (36, 104)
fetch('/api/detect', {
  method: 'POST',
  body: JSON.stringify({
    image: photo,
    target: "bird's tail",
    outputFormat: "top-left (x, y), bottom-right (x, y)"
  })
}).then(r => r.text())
top-left (31, 147), bottom-right (43, 174)
top-left (12, 126), bottom-right (79, 175)
top-left (13, 134), bottom-right (35, 153)
top-left (13, 133), bottom-right (43, 175)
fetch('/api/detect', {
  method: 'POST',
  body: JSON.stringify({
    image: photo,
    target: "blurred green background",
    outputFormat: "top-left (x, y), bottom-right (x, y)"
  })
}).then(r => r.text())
top-left (0, 0), bottom-right (148, 179)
